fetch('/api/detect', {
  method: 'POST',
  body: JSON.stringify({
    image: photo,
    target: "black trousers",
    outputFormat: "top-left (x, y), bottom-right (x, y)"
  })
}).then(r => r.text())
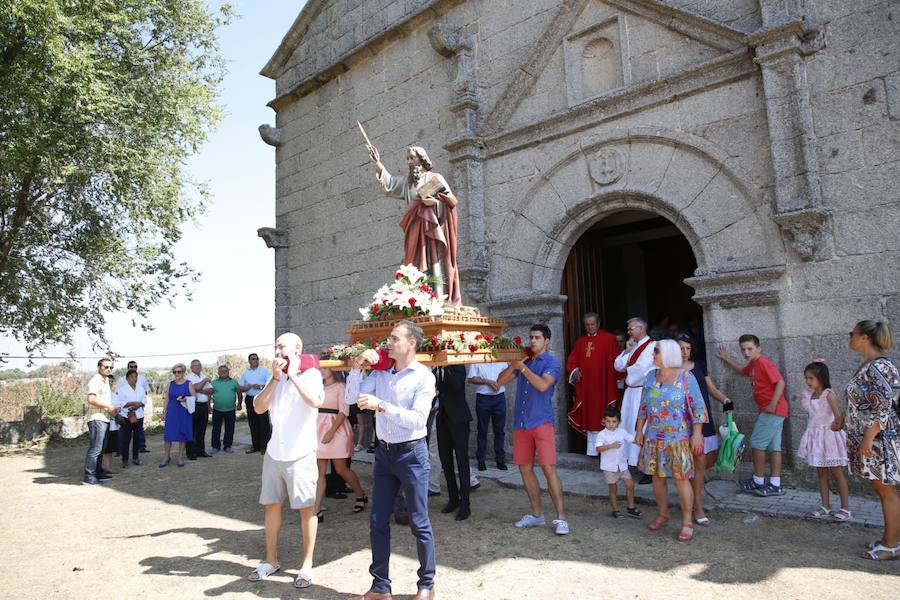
top-left (436, 417), bottom-right (471, 508)
top-left (245, 396), bottom-right (271, 451)
top-left (188, 401), bottom-right (209, 456)
top-left (211, 409), bottom-right (236, 449)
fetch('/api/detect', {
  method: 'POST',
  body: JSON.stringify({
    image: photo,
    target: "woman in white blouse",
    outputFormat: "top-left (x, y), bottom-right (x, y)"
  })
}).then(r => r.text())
top-left (115, 369), bottom-right (148, 467)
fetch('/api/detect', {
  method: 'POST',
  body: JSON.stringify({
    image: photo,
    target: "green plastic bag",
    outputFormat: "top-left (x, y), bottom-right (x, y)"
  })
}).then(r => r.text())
top-left (715, 411), bottom-right (745, 473)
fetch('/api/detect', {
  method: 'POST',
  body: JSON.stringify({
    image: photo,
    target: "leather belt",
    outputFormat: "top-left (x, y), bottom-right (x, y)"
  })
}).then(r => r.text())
top-left (318, 408), bottom-right (339, 414)
top-left (379, 437), bottom-right (425, 452)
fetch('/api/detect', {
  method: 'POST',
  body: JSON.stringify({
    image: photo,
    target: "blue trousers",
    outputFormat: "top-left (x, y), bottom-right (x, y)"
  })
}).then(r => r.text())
top-left (475, 392), bottom-right (506, 463)
top-left (84, 420), bottom-right (109, 481)
top-left (370, 440), bottom-right (435, 593)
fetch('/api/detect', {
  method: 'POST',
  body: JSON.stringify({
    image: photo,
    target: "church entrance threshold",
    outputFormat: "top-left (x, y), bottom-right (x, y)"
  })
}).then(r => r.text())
top-left (561, 210), bottom-right (702, 453)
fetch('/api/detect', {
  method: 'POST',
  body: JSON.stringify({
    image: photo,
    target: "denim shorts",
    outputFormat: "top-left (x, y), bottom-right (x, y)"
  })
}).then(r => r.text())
top-left (750, 412), bottom-right (785, 452)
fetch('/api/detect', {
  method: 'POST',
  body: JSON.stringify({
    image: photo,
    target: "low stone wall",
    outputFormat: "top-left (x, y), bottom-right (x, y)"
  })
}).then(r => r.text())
top-left (0, 406), bottom-right (90, 444)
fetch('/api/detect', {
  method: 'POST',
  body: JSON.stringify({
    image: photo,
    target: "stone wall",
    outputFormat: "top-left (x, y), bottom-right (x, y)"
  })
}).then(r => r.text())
top-left (262, 0), bottom-right (900, 474)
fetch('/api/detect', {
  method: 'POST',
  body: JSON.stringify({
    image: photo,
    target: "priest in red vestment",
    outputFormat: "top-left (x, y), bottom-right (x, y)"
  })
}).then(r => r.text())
top-left (566, 312), bottom-right (620, 456)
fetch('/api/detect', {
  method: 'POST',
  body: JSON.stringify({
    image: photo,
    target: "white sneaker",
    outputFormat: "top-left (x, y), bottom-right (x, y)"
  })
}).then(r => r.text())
top-left (514, 514), bottom-right (546, 528)
top-left (552, 519), bottom-right (570, 535)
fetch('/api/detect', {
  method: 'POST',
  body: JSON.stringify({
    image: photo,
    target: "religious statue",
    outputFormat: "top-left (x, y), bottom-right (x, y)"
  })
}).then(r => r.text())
top-left (367, 143), bottom-right (462, 305)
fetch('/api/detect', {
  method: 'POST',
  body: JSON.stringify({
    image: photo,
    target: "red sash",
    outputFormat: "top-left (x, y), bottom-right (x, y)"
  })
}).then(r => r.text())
top-left (624, 338), bottom-right (654, 388)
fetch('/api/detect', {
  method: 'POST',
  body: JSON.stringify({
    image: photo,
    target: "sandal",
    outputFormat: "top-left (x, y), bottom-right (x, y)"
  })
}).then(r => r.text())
top-left (158, 458), bottom-right (171, 469)
top-left (627, 507), bottom-right (643, 519)
top-left (863, 543), bottom-right (900, 561)
top-left (810, 505), bottom-right (832, 519)
top-left (316, 509), bottom-right (325, 523)
top-left (247, 562), bottom-right (280, 582)
top-left (865, 539), bottom-right (885, 551)
top-left (677, 523), bottom-right (695, 542)
top-left (647, 515), bottom-right (670, 531)
top-left (611, 510), bottom-right (624, 519)
top-left (694, 515), bottom-right (711, 526)
top-left (353, 495), bottom-right (369, 513)
top-left (832, 508), bottom-right (852, 522)
top-left (293, 569), bottom-right (313, 589)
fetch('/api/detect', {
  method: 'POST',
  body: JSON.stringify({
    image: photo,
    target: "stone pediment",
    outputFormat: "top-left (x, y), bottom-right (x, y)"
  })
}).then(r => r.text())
top-left (261, 0), bottom-right (465, 105)
top-left (489, 0), bottom-right (746, 135)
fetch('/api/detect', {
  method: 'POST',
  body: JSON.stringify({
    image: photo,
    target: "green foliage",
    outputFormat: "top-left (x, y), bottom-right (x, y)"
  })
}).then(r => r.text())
top-left (0, 363), bottom-right (82, 420)
top-left (0, 0), bottom-right (232, 354)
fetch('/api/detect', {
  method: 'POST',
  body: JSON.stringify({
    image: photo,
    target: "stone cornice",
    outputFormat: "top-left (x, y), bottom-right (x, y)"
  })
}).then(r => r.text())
top-left (257, 227), bottom-right (289, 249)
top-left (685, 266), bottom-right (785, 309)
top-left (486, 293), bottom-right (568, 325)
top-left (264, 0), bottom-right (466, 110)
top-left (484, 48), bottom-right (756, 159)
top-left (746, 18), bottom-right (824, 63)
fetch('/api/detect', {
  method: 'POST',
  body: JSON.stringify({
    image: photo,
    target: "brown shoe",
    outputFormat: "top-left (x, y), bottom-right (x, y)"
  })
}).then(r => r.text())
top-left (349, 592), bottom-right (392, 600)
top-left (413, 588), bottom-right (435, 600)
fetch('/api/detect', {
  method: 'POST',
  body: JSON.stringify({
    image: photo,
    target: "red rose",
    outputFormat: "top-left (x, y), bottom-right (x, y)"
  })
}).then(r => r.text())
top-left (485, 334), bottom-right (494, 342)
top-left (431, 336), bottom-right (440, 347)
top-left (382, 299), bottom-right (388, 305)
top-left (459, 334), bottom-right (466, 341)
top-left (475, 334), bottom-right (483, 341)
top-left (431, 292), bottom-right (437, 299)
top-left (421, 284), bottom-right (430, 292)
top-left (514, 336), bottom-right (522, 346)
top-left (468, 344), bottom-right (478, 353)
top-left (409, 297), bottom-right (417, 307)
top-left (395, 272), bottom-right (403, 280)
top-left (372, 304), bottom-right (380, 313)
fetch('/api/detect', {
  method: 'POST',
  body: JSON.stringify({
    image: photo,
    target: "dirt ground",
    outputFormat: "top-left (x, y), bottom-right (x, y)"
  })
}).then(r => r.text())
top-left (2, 423), bottom-right (897, 599)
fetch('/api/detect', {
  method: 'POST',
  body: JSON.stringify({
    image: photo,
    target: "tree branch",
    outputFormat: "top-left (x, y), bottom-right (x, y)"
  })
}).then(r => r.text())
top-left (0, 172), bottom-right (35, 273)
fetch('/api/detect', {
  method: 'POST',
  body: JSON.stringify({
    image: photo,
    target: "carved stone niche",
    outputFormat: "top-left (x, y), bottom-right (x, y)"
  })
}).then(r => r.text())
top-left (772, 208), bottom-right (831, 262)
top-left (564, 16), bottom-right (625, 106)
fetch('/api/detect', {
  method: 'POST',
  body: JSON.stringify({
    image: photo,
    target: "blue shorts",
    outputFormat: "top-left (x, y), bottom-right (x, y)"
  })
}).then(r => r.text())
top-left (750, 413), bottom-right (784, 452)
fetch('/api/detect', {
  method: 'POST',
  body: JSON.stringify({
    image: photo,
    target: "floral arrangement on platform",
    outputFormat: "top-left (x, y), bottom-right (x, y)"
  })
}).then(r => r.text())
top-left (358, 264), bottom-right (445, 321)
top-left (322, 334), bottom-right (525, 360)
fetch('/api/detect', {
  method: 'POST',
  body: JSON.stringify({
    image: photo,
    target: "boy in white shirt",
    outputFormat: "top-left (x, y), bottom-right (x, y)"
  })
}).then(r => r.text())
top-left (595, 405), bottom-right (643, 519)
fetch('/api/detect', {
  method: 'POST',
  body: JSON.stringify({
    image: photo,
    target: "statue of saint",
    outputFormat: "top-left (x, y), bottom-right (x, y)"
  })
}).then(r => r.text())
top-left (368, 145), bottom-right (461, 305)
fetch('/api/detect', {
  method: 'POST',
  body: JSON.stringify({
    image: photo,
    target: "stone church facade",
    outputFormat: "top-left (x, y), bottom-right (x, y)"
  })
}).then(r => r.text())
top-left (257, 0), bottom-right (900, 469)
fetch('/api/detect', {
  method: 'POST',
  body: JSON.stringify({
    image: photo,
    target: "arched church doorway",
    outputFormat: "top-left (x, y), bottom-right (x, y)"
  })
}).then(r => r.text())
top-left (561, 209), bottom-right (703, 453)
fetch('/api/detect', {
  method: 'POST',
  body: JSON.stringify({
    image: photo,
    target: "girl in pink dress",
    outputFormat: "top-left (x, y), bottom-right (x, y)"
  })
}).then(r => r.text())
top-left (314, 368), bottom-right (367, 520)
top-left (797, 361), bottom-right (850, 521)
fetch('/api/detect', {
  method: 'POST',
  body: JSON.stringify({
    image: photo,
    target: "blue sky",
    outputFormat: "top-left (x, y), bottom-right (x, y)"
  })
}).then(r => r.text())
top-left (0, 1), bottom-right (307, 370)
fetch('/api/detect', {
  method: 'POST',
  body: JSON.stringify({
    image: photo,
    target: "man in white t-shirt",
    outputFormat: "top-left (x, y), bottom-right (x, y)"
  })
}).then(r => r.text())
top-left (84, 358), bottom-right (118, 485)
top-left (467, 362), bottom-right (508, 471)
top-left (186, 359), bottom-right (214, 459)
top-left (246, 333), bottom-right (324, 590)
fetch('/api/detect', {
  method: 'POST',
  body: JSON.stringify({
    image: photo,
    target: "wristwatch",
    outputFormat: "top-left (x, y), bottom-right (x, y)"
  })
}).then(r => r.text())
top-left (377, 400), bottom-right (386, 412)
top-left (519, 364), bottom-right (527, 373)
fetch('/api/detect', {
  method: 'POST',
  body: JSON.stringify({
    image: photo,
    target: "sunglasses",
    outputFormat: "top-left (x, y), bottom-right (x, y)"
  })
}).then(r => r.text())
top-left (172, 369), bottom-right (185, 374)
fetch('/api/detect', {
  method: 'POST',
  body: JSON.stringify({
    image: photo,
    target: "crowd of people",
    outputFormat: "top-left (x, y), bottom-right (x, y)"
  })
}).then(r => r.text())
top-left (81, 315), bottom-right (900, 598)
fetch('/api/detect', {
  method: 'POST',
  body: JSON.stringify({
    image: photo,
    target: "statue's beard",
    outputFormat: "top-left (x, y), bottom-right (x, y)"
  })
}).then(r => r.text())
top-left (408, 164), bottom-right (425, 187)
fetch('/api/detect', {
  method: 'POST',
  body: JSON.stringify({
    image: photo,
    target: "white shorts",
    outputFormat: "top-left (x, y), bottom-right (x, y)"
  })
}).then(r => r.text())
top-left (259, 452), bottom-right (317, 509)
top-left (604, 469), bottom-right (632, 486)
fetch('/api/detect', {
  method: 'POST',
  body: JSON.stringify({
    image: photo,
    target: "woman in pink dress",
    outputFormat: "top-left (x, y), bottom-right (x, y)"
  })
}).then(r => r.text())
top-left (314, 368), bottom-right (367, 520)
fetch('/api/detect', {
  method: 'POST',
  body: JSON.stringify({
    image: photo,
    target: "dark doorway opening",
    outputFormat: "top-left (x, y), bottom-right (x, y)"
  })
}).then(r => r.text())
top-left (560, 210), bottom-right (703, 453)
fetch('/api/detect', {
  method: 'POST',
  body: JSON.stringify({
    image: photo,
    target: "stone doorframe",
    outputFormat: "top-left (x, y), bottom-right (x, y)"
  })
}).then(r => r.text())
top-left (485, 129), bottom-right (788, 448)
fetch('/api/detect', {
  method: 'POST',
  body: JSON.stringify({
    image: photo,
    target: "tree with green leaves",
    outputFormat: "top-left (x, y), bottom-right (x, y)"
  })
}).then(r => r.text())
top-left (0, 0), bottom-right (232, 355)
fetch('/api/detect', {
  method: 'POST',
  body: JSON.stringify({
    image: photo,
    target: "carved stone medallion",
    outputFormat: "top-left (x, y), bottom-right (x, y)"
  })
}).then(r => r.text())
top-left (588, 146), bottom-right (626, 185)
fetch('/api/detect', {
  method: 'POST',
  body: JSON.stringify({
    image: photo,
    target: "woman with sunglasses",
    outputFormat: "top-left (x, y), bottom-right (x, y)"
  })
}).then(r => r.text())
top-left (160, 363), bottom-right (197, 468)
top-left (634, 339), bottom-right (707, 542)
top-left (844, 320), bottom-right (900, 560)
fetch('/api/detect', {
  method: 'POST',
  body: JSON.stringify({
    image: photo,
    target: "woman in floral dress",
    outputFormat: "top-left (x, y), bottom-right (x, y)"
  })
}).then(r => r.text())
top-left (843, 320), bottom-right (900, 560)
top-left (635, 340), bottom-right (707, 542)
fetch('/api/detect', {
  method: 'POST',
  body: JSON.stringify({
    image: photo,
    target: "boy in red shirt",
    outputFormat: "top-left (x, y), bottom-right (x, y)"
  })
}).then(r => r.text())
top-left (717, 334), bottom-right (789, 496)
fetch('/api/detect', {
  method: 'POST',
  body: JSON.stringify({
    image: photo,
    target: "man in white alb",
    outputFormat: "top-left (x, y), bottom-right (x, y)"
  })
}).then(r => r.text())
top-left (613, 317), bottom-right (656, 483)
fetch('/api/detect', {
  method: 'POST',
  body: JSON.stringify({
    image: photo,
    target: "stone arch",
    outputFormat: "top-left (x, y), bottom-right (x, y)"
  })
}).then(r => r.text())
top-left (494, 128), bottom-right (784, 297)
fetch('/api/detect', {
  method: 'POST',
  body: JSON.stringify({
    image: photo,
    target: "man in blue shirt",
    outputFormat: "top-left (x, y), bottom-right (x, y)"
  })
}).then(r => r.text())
top-left (497, 324), bottom-right (569, 535)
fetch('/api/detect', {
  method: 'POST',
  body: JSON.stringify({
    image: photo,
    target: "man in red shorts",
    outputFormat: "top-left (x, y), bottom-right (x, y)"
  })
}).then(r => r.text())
top-left (497, 324), bottom-right (568, 535)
